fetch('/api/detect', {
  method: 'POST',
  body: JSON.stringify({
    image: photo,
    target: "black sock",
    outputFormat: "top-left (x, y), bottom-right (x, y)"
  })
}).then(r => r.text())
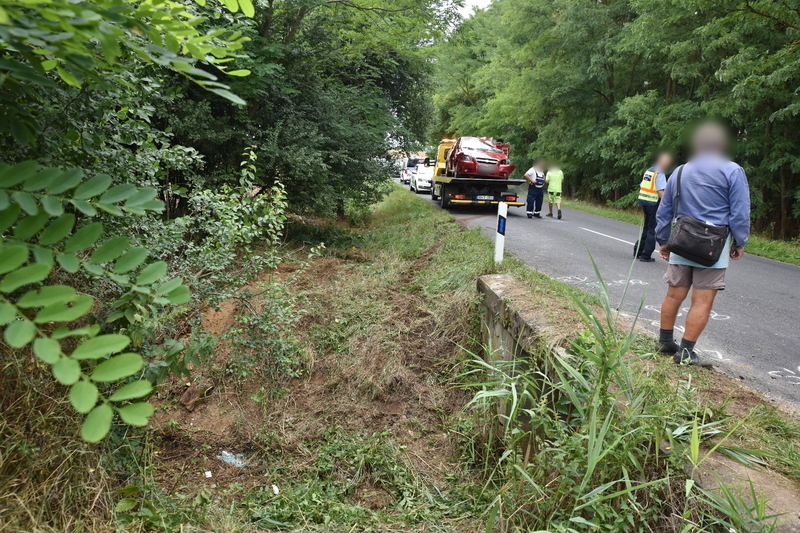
top-left (659, 329), bottom-right (674, 344)
top-left (680, 339), bottom-right (696, 354)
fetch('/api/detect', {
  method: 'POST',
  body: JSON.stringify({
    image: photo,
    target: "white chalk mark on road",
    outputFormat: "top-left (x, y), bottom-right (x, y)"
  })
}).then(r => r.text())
top-left (580, 227), bottom-right (635, 246)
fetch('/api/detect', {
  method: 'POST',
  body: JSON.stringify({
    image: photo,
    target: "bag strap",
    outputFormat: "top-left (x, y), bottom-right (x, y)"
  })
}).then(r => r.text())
top-left (673, 165), bottom-right (685, 222)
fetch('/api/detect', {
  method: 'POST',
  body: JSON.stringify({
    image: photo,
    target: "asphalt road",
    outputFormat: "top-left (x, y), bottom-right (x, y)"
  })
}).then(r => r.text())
top-left (405, 182), bottom-right (800, 407)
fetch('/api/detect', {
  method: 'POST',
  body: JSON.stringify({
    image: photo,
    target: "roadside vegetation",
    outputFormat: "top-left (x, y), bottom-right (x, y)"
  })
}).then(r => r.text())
top-left (6, 185), bottom-right (799, 531)
top-left (562, 200), bottom-right (800, 267)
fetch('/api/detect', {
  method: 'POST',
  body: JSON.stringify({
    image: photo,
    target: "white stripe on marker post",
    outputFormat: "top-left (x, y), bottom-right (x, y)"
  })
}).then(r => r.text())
top-left (494, 201), bottom-right (507, 264)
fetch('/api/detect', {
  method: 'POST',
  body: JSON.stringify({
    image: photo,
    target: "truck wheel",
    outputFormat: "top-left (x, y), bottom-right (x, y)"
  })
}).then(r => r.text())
top-left (431, 184), bottom-right (440, 201)
top-left (440, 185), bottom-right (450, 208)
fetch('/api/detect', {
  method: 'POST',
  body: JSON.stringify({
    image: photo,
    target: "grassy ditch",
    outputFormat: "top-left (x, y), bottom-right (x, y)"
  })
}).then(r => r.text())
top-left (563, 199), bottom-right (800, 266)
top-left (3, 186), bottom-right (799, 532)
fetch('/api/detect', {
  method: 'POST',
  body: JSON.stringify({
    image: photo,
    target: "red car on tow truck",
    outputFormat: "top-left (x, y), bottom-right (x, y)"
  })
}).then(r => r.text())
top-left (446, 137), bottom-right (515, 179)
top-left (432, 137), bottom-right (524, 208)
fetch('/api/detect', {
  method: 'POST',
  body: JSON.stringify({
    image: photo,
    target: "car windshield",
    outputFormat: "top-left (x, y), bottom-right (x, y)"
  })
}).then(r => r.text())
top-left (461, 139), bottom-right (503, 153)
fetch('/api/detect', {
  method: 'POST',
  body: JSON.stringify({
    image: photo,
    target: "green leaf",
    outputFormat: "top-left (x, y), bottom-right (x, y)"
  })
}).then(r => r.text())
top-left (35, 295), bottom-right (94, 323)
top-left (71, 334), bottom-right (131, 360)
top-left (209, 88), bottom-right (246, 105)
top-left (52, 324), bottom-right (100, 340)
top-left (90, 237), bottom-right (130, 264)
top-left (57, 253), bottom-right (80, 273)
top-left (124, 187), bottom-right (157, 207)
top-left (226, 69), bottom-right (251, 76)
top-left (74, 174), bottom-right (112, 200)
top-left (165, 285), bottom-right (191, 304)
top-left (31, 246), bottom-right (54, 267)
top-left (0, 190), bottom-right (8, 210)
top-left (41, 59), bottom-right (57, 71)
top-left (52, 357), bottom-right (82, 385)
top-left (109, 380), bottom-right (153, 401)
top-left (64, 222), bottom-right (104, 252)
top-left (0, 161), bottom-right (39, 187)
top-left (117, 402), bottom-right (154, 426)
top-left (72, 199), bottom-right (97, 216)
top-left (81, 404), bottom-right (113, 442)
top-left (83, 263), bottom-right (104, 276)
top-left (0, 302), bottom-right (16, 325)
top-left (136, 262), bottom-right (168, 285)
top-left (91, 353), bottom-right (143, 382)
top-left (57, 66), bottom-right (81, 88)
top-left (39, 214), bottom-right (76, 245)
top-left (23, 167), bottom-right (63, 192)
top-left (157, 277), bottom-right (183, 295)
top-left (48, 168), bottom-right (83, 194)
top-left (115, 498), bottom-right (138, 513)
top-left (220, 0), bottom-right (238, 13)
top-left (40, 195), bottom-right (64, 216)
top-left (96, 203), bottom-right (123, 216)
top-left (17, 285), bottom-right (76, 308)
top-left (11, 191), bottom-right (39, 215)
top-left (0, 203), bottom-right (21, 233)
top-left (69, 380), bottom-right (99, 413)
top-left (114, 248), bottom-right (148, 274)
top-left (0, 263), bottom-right (52, 292)
top-left (237, 0), bottom-right (254, 17)
top-left (33, 337), bottom-right (61, 364)
top-left (0, 245), bottom-right (29, 274)
top-left (99, 184), bottom-right (137, 204)
top-left (4, 320), bottom-right (36, 348)
top-left (14, 210), bottom-right (49, 240)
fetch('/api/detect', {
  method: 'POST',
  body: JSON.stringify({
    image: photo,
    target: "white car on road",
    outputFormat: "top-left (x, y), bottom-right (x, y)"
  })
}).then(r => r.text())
top-left (410, 165), bottom-right (434, 193)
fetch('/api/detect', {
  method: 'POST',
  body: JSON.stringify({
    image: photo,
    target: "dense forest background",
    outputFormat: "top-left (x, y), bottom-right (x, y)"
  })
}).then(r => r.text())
top-left (432, 0), bottom-right (800, 239)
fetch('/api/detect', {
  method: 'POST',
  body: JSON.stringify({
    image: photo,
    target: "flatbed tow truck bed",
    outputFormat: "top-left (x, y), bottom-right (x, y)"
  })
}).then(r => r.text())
top-left (432, 177), bottom-right (526, 207)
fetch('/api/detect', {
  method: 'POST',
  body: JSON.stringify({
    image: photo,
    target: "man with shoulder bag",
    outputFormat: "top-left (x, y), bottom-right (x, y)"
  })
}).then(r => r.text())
top-left (654, 122), bottom-right (751, 366)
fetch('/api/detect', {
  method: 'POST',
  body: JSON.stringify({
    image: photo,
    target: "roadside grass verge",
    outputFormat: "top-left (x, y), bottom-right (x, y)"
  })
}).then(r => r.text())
top-left (563, 198), bottom-right (800, 266)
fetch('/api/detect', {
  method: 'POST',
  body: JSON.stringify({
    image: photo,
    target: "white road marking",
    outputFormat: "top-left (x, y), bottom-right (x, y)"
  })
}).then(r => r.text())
top-left (580, 227), bottom-right (636, 245)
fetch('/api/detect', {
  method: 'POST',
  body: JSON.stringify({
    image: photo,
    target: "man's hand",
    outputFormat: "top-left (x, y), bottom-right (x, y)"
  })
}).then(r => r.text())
top-left (659, 245), bottom-right (670, 261)
top-left (730, 247), bottom-right (745, 260)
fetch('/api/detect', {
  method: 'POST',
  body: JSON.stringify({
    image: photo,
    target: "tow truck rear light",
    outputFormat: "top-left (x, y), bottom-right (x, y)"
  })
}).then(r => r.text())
top-left (454, 194), bottom-right (467, 200)
top-left (503, 196), bottom-right (518, 202)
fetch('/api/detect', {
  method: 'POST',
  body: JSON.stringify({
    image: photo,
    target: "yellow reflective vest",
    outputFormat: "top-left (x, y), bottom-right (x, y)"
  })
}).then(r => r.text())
top-left (638, 169), bottom-right (660, 203)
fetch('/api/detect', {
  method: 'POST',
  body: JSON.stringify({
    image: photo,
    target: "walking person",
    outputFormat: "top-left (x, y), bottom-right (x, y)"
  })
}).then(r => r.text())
top-left (524, 159), bottom-right (546, 219)
top-left (635, 152), bottom-right (672, 262)
top-left (654, 122), bottom-right (750, 366)
top-left (545, 162), bottom-right (564, 219)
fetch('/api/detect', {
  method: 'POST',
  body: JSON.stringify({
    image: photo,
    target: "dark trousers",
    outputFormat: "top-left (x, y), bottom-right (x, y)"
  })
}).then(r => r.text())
top-left (526, 187), bottom-right (544, 214)
top-left (636, 202), bottom-right (659, 258)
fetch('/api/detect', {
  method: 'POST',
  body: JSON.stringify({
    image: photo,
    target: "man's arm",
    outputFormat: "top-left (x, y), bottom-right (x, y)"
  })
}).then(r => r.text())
top-left (655, 169), bottom-right (678, 245)
top-left (524, 169), bottom-right (535, 184)
top-left (655, 172), bottom-right (667, 198)
top-left (728, 166), bottom-right (751, 257)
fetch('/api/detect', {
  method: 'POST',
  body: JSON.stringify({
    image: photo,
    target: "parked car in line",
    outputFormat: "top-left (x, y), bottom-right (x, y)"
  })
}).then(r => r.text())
top-left (410, 165), bottom-right (434, 193)
top-left (445, 137), bottom-right (515, 179)
top-left (400, 167), bottom-right (412, 183)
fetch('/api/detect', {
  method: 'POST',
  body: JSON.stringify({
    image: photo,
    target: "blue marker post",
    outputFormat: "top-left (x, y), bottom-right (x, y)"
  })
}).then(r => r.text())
top-left (494, 201), bottom-right (507, 264)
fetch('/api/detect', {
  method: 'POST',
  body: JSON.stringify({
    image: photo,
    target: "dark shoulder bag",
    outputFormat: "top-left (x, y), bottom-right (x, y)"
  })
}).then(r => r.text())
top-left (666, 165), bottom-right (730, 267)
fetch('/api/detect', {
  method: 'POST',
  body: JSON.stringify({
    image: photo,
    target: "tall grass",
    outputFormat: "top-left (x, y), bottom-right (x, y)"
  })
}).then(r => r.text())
top-left (461, 257), bottom-right (781, 532)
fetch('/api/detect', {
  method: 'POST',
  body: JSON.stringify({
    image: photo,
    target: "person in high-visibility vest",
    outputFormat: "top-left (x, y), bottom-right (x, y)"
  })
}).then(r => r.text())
top-left (634, 152), bottom-right (672, 262)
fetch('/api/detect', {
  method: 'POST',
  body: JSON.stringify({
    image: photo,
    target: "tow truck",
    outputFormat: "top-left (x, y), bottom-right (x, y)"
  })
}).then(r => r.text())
top-left (431, 137), bottom-right (525, 208)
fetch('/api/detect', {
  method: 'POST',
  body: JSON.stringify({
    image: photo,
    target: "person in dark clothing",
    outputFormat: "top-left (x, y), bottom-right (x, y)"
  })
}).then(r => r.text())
top-left (524, 159), bottom-right (546, 218)
top-left (635, 152), bottom-right (672, 262)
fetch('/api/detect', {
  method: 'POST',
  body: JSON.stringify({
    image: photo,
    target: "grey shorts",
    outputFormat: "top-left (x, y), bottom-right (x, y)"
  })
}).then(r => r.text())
top-left (665, 264), bottom-right (726, 291)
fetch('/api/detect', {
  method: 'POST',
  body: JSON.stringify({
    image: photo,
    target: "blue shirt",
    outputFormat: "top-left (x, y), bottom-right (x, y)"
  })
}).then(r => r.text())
top-left (636, 166), bottom-right (668, 206)
top-left (656, 152), bottom-right (751, 268)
